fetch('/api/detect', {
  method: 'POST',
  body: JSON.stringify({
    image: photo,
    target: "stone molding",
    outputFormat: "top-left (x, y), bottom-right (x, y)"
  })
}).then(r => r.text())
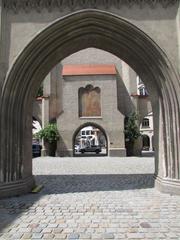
top-left (155, 175), bottom-right (180, 195)
top-left (0, 175), bottom-right (35, 199)
top-left (3, 0), bottom-right (178, 13)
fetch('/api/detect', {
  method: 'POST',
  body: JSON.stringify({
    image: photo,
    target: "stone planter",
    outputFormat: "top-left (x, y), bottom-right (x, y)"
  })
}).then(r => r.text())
top-left (44, 141), bottom-right (57, 156)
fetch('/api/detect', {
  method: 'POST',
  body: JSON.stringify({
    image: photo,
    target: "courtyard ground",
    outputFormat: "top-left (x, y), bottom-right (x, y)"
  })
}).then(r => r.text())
top-left (0, 156), bottom-right (180, 239)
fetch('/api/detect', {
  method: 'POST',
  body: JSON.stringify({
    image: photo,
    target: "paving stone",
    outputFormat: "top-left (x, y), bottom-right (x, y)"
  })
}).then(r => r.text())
top-left (126, 232), bottom-right (145, 239)
top-left (63, 228), bottom-right (74, 234)
top-left (10, 233), bottom-right (23, 239)
top-left (54, 233), bottom-right (67, 239)
top-left (80, 233), bottom-right (91, 239)
top-left (140, 222), bottom-right (152, 228)
top-left (22, 233), bottom-right (32, 239)
top-left (68, 233), bottom-right (80, 239)
top-left (1, 157), bottom-right (180, 240)
top-left (31, 228), bottom-right (43, 233)
top-left (53, 228), bottom-right (63, 234)
top-left (114, 233), bottom-right (126, 239)
top-left (91, 233), bottom-right (102, 239)
top-left (43, 233), bottom-right (55, 239)
top-left (103, 233), bottom-right (114, 239)
top-left (48, 224), bottom-right (58, 228)
top-left (42, 228), bottom-right (53, 233)
top-left (31, 233), bottom-right (43, 239)
top-left (145, 233), bottom-right (157, 239)
top-left (165, 232), bottom-right (178, 238)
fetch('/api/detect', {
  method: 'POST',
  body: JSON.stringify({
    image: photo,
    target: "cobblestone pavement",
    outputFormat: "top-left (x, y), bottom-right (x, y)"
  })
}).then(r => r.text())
top-left (0, 156), bottom-right (180, 239)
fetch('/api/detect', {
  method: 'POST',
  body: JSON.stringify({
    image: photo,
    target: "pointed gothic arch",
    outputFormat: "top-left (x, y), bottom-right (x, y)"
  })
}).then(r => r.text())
top-left (0, 10), bottom-right (180, 197)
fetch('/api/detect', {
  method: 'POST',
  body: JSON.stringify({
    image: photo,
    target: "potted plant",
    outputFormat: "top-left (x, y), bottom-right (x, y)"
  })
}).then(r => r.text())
top-left (36, 123), bottom-right (59, 156)
top-left (124, 112), bottom-right (141, 156)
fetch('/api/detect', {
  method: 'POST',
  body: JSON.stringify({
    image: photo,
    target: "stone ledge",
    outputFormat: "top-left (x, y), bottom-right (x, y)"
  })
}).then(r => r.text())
top-left (109, 148), bottom-right (126, 157)
top-left (0, 175), bottom-right (35, 199)
top-left (3, 0), bottom-right (178, 13)
top-left (155, 175), bottom-right (180, 195)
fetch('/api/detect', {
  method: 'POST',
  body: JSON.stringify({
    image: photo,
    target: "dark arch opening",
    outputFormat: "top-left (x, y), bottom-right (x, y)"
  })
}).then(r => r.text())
top-left (142, 135), bottom-right (150, 151)
top-left (1, 10), bottom-right (180, 197)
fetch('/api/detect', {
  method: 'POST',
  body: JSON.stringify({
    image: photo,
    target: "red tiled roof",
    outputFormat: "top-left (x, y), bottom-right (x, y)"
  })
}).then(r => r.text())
top-left (62, 64), bottom-right (116, 76)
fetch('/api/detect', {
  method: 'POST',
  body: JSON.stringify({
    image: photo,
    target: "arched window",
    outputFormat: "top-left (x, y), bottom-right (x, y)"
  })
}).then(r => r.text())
top-left (142, 135), bottom-right (150, 150)
top-left (138, 86), bottom-right (149, 96)
top-left (142, 118), bottom-right (150, 127)
top-left (79, 85), bottom-right (101, 117)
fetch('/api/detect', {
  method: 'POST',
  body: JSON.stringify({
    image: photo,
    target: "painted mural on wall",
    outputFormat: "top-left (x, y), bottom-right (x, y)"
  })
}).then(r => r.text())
top-left (79, 85), bottom-right (101, 117)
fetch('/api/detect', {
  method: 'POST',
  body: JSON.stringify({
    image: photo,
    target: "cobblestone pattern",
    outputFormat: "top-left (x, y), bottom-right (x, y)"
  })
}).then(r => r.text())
top-left (0, 157), bottom-right (180, 239)
top-left (33, 156), bottom-right (155, 175)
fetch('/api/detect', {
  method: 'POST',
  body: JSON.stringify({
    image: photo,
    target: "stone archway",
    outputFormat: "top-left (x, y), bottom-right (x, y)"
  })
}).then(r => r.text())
top-left (0, 10), bottom-right (180, 198)
top-left (72, 122), bottom-right (109, 157)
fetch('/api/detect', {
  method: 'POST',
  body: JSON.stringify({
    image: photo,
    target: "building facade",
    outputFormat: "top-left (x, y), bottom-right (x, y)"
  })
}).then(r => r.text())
top-left (58, 64), bottom-right (126, 156)
top-left (33, 48), bottom-right (154, 157)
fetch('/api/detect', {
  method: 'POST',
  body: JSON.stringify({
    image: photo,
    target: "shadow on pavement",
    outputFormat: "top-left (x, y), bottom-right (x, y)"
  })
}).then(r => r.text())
top-left (0, 174), bottom-right (154, 233)
top-left (141, 151), bottom-right (154, 157)
top-left (73, 154), bottom-right (107, 157)
top-left (35, 173), bottom-right (155, 194)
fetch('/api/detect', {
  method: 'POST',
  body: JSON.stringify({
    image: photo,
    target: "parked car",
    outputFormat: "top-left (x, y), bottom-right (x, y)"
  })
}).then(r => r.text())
top-left (80, 145), bottom-right (102, 154)
top-left (32, 143), bottom-right (42, 158)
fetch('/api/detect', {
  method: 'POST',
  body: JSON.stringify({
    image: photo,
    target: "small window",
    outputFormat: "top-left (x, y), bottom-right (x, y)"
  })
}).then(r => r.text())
top-left (139, 87), bottom-right (144, 96)
top-left (86, 130), bottom-right (90, 135)
top-left (139, 86), bottom-right (148, 96)
top-left (142, 118), bottom-right (149, 127)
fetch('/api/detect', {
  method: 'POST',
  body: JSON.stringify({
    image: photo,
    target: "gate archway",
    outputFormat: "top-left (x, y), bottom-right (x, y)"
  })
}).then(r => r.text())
top-left (0, 10), bottom-right (180, 197)
top-left (72, 122), bottom-right (108, 156)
